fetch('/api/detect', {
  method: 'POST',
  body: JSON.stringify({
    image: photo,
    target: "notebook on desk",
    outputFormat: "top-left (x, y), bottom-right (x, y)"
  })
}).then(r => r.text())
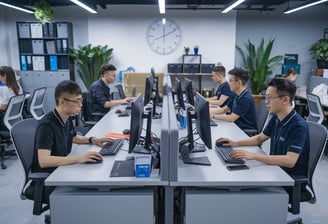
top-left (110, 159), bottom-right (135, 177)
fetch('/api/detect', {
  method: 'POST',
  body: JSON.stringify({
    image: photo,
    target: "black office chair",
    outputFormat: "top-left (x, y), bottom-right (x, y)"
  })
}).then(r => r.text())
top-left (0, 94), bottom-right (26, 169)
top-left (28, 87), bottom-right (47, 120)
top-left (287, 121), bottom-right (327, 224)
top-left (10, 118), bottom-right (51, 219)
top-left (244, 99), bottom-right (269, 136)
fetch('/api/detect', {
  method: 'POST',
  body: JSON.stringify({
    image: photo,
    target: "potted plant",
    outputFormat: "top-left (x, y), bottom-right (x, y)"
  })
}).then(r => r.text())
top-left (184, 46), bottom-right (190, 55)
top-left (33, 0), bottom-right (54, 24)
top-left (69, 44), bottom-right (114, 89)
top-left (309, 38), bottom-right (328, 69)
top-left (236, 38), bottom-right (284, 95)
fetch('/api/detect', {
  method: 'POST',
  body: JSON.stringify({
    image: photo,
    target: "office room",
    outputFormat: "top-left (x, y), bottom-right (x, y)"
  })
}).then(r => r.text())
top-left (0, 1), bottom-right (328, 224)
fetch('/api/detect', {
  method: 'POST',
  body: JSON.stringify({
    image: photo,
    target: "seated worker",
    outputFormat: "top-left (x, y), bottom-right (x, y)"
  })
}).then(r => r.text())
top-left (210, 67), bottom-right (257, 132)
top-left (217, 77), bottom-right (309, 177)
top-left (88, 63), bottom-right (133, 121)
top-left (206, 63), bottom-right (234, 107)
top-left (31, 80), bottom-right (112, 201)
top-left (284, 68), bottom-right (298, 82)
top-left (0, 66), bottom-right (23, 129)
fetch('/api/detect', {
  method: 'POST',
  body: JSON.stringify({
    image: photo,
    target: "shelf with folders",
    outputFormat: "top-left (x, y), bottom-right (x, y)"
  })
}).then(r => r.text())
top-left (17, 21), bottom-right (73, 72)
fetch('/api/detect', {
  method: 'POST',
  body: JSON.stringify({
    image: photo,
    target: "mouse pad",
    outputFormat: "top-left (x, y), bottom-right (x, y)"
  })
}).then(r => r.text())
top-left (110, 159), bottom-right (135, 177)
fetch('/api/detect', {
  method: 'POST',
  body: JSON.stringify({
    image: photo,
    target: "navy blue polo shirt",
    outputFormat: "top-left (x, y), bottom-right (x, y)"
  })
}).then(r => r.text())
top-left (88, 79), bottom-right (111, 116)
top-left (32, 109), bottom-right (77, 173)
top-left (227, 89), bottom-right (257, 131)
top-left (214, 81), bottom-right (234, 107)
top-left (263, 110), bottom-right (309, 176)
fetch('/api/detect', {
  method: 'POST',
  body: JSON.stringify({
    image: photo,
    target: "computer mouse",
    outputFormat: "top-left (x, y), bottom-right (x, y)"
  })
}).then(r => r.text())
top-left (123, 129), bottom-right (130, 135)
top-left (115, 109), bottom-right (122, 114)
top-left (216, 141), bottom-right (229, 147)
top-left (125, 156), bottom-right (135, 161)
top-left (85, 157), bottom-right (103, 164)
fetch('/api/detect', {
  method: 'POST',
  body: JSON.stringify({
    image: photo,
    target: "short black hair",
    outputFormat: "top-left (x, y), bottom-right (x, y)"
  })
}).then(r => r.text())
top-left (100, 63), bottom-right (117, 76)
top-left (266, 77), bottom-right (296, 104)
top-left (212, 65), bottom-right (226, 76)
top-left (55, 80), bottom-right (82, 105)
top-left (228, 67), bottom-right (249, 85)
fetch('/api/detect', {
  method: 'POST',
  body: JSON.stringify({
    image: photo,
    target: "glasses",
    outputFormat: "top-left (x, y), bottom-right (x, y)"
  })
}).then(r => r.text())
top-left (264, 95), bottom-right (286, 102)
top-left (62, 97), bottom-right (83, 104)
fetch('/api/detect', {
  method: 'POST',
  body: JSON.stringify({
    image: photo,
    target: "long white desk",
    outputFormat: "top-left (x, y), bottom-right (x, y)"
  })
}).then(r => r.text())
top-left (45, 105), bottom-right (168, 224)
top-left (171, 118), bottom-right (294, 224)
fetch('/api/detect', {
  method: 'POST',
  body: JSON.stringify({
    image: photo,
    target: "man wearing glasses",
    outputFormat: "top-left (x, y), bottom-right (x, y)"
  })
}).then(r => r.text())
top-left (210, 67), bottom-right (257, 133)
top-left (32, 80), bottom-right (112, 174)
top-left (217, 77), bottom-right (309, 177)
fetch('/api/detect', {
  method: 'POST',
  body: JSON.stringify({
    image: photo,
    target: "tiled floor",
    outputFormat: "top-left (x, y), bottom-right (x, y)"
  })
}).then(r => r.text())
top-left (1, 153), bottom-right (328, 224)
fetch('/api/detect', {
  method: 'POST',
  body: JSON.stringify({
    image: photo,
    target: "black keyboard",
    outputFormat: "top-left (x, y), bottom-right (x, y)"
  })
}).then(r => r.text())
top-left (99, 138), bottom-right (125, 156)
top-left (118, 110), bottom-right (130, 117)
top-left (215, 145), bottom-right (245, 164)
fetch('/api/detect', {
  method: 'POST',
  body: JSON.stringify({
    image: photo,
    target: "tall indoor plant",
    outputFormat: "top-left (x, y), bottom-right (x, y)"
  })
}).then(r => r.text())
top-left (236, 38), bottom-right (284, 95)
top-left (309, 38), bottom-right (328, 69)
top-left (69, 44), bottom-right (113, 89)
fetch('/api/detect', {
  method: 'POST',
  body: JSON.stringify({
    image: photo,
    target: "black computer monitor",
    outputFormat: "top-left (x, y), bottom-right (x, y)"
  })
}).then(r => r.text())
top-left (174, 77), bottom-right (186, 110)
top-left (179, 92), bottom-right (212, 165)
top-left (184, 78), bottom-right (195, 106)
top-left (144, 74), bottom-right (154, 106)
top-left (128, 93), bottom-right (160, 155)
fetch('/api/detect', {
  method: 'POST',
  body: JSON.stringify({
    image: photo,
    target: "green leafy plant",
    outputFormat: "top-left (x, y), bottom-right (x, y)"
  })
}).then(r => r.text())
top-left (33, 0), bottom-right (54, 24)
top-left (69, 44), bottom-right (114, 89)
top-left (236, 38), bottom-right (284, 94)
top-left (309, 38), bottom-right (328, 68)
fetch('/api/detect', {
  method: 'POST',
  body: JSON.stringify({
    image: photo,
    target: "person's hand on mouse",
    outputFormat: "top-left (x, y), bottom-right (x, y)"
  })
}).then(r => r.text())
top-left (91, 137), bottom-right (113, 147)
top-left (216, 137), bottom-right (236, 147)
top-left (80, 151), bottom-right (102, 163)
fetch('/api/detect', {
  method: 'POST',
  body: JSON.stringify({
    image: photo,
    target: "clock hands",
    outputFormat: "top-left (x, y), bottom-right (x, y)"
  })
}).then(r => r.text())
top-left (153, 28), bottom-right (177, 41)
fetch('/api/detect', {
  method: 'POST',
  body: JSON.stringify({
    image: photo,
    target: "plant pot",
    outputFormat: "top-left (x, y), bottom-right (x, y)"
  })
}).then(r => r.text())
top-left (184, 50), bottom-right (189, 55)
top-left (316, 59), bottom-right (328, 69)
top-left (252, 94), bottom-right (265, 109)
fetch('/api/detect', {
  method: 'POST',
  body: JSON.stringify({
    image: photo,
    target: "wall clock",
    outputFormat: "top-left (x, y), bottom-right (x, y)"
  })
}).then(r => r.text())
top-left (146, 18), bottom-right (182, 55)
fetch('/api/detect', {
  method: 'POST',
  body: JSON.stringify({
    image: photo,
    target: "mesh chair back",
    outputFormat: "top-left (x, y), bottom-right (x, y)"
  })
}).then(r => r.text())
top-left (306, 93), bottom-right (324, 124)
top-left (3, 94), bottom-right (26, 130)
top-left (10, 118), bottom-right (38, 199)
top-left (29, 87), bottom-right (47, 120)
top-left (306, 121), bottom-right (328, 202)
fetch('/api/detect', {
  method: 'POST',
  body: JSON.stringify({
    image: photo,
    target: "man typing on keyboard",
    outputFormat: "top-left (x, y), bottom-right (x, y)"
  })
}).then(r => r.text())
top-left (216, 78), bottom-right (309, 178)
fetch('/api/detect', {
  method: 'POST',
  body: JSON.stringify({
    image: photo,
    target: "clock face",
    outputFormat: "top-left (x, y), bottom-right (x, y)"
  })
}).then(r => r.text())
top-left (146, 18), bottom-right (182, 55)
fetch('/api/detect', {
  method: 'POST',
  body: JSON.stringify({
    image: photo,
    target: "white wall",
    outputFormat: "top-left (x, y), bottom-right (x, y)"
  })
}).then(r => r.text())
top-left (235, 6), bottom-right (328, 86)
top-left (87, 6), bottom-right (236, 73)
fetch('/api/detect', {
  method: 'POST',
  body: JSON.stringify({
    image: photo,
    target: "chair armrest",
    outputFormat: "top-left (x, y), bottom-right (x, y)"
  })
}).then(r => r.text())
top-left (289, 175), bottom-right (309, 214)
top-left (28, 172), bottom-right (50, 181)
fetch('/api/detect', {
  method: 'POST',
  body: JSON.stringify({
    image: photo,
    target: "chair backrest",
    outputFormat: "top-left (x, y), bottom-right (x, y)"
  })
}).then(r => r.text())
top-left (115, 84), bottom-right (126, 99)
top-left (3, 94), bottom-right (26, 130)
top-left (10, 118), bottom-right (38, 199)
top-left (256, 99), bottom-right (269, 132)
top-left (306, 93), bottom-right (324, 124)
top-left (29, 87), bottom-right (47, 120)
top-left (307, 121), bottom-right (327, 190)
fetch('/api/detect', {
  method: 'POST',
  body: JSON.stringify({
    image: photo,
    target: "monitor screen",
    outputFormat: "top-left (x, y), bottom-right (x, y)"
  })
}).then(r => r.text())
top-left (128, 93), bottom-right (144, 153)
top-left (174, 77), bottom-right (186, 110)
top-left (179, 92), bottom-right (212, 164)
top-left (144, 74), bottom-right (154, 106)
top-left (184, 78), bottom-right (195, 106)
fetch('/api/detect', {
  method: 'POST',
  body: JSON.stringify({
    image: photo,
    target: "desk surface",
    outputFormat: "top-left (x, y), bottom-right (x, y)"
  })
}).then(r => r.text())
top-left (171, 120), bottom-right (294, 187)
top-left (46, 106), bottom-right (167, 187)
